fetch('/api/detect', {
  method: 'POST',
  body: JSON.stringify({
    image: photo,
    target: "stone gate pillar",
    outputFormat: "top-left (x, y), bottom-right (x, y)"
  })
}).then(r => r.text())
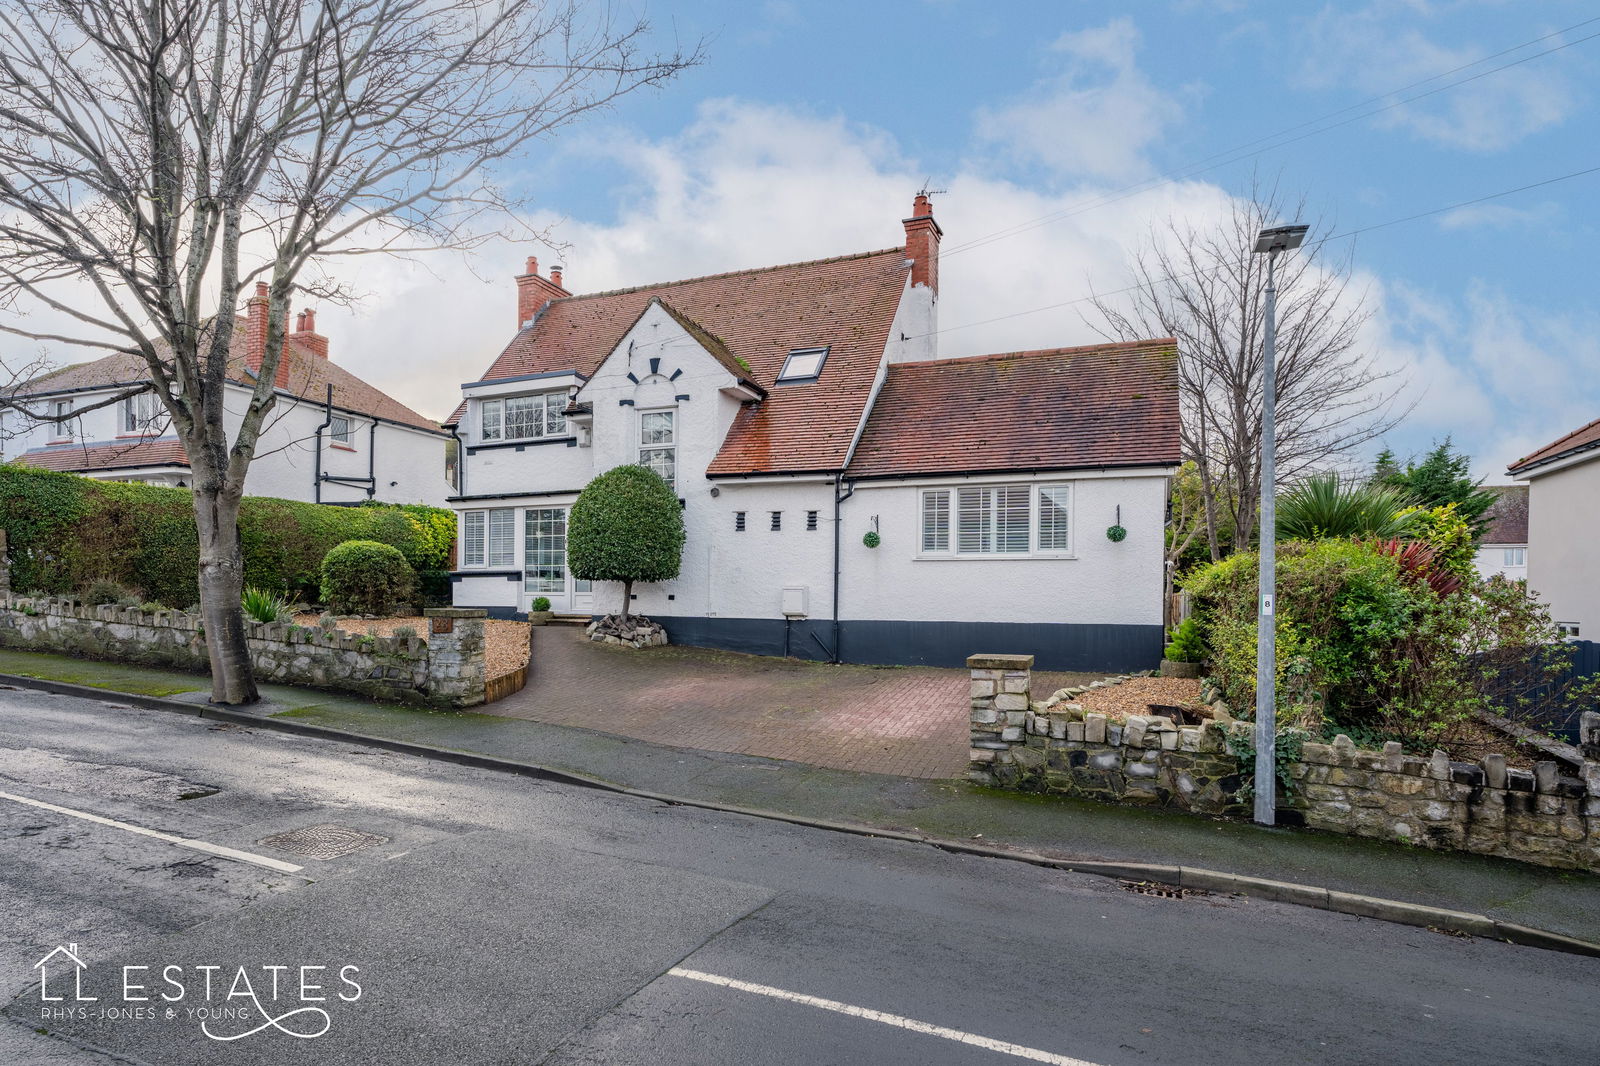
top-left (423, 607), bottom-right (488, 708)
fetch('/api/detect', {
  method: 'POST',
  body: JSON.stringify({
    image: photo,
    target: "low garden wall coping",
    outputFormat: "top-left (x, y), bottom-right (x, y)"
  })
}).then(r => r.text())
top-left (969, 655), bottom-right (1600, 873)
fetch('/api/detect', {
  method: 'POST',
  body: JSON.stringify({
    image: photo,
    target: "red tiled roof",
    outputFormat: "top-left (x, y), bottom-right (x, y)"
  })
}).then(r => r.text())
top-left (20, 436), bottom-right (189, 474)
top-left (844, 340), bottom-right (1181, 479)
top-left (452, 249), bottom-right (911, 475)
top-left (1480, 485), bottom-right (1528, 544)
top-left (1508, 416), bottom-right (1600, 477)
top-left (17, 322), bottom-right (441, 433)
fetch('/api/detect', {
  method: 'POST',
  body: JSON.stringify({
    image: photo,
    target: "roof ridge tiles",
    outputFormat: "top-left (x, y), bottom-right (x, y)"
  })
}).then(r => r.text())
top-left (551, 246), bottom-right (905, 303)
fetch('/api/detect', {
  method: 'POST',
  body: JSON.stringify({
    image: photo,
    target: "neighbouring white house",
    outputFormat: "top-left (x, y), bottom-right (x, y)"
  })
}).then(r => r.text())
top-left (1509, 418), bottom-right (1600, 640)
top-left (445, 196), bottom-right (1182, 670)
top-left (1473, 484), bottom-right (1529, 582)
top-left (0, 284), bottom-right (451, 505)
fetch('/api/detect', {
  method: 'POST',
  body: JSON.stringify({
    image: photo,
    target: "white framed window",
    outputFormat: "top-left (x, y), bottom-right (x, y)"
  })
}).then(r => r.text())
top-left (463, 508), bottom-right (515, 568)
top-left (638, 408), bottom-right (676, 488)
top-left (777, 346), bottom-right (829, 383)
top-left (463, 511), bottom-right (486, 567)
top-left (480, 390), bottom-right (567, 443)
top-left (121, 391), bottom-right (161, 434)
top-left (919, 483), bottom-right (1074, 558)
top-left (329, 415), bottom-right (352, 445)
top-left (1502, 547), bottom-right (1526, 567)
top-left (51, 400), bottom-right (74, 439)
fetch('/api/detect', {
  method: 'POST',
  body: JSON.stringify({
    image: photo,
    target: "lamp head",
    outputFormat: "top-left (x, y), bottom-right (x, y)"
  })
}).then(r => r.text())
top-left (1253, 224), bottom-right (1309, 254)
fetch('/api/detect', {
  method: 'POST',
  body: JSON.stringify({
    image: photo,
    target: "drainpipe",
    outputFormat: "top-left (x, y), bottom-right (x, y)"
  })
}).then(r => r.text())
top-left (448, 423), bottom-right (466, 497)
top-left (313, 384), bottom-right (333, 504)
top-left (830, 474), bottom-right (855, 664)
top-left (365, 419), bottom-right (376, 499)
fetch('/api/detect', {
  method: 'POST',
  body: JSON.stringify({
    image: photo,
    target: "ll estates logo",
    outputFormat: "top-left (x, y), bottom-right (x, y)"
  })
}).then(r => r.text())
top-left (32, 943), bottom-right (363, 1042)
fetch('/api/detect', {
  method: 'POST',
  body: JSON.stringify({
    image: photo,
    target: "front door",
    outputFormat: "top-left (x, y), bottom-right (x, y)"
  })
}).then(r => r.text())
top-left (524, 507), bottom-right (594, 615)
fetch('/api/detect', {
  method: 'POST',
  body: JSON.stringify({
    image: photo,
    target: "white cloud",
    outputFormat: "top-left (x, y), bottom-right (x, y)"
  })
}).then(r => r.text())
top-left (1296, 4), bottom-right (1581, 152)
top-left (973, 18), bottom-right (1184, 182)
top-left (1435, 200), bottom-right (1560, 231)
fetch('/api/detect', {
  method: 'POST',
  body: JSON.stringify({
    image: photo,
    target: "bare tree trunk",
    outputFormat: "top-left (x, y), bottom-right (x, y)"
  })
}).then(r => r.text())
top-left (620, 578), bottom-right (634, 624)
top-left (193, 481), bottom-right (257, 704)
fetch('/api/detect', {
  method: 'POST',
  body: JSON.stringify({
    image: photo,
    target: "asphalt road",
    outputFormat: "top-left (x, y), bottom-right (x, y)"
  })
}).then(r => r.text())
top-left (1, 685), bottom-right (1596, 1066)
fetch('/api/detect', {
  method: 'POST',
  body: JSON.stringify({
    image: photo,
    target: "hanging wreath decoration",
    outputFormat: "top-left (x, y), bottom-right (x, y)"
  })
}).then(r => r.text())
top-left (1106, 524), bottom-right (1127, 543)
top-left (862, 531), bottom-right (881, 549)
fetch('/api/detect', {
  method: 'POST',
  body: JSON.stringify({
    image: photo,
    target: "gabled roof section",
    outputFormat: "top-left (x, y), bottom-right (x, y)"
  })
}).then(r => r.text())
top-left (1480, 484), bottom-right (1529, 544)
top-left (19, 436), bottom-right (189, 474)
top-left (13, 323), bottom-right (442, 434)
top-left (1508, 416), bottom-right (1600, 478)
top-left (455, 248), bottom-right (911, 474)
top-left (649, 298), bottom-right (765, 397)
top-left (844, 339), bottom-right (1182, 480)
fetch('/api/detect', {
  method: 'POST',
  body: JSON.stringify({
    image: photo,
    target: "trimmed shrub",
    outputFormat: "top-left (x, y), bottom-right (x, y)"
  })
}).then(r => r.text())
top-left (83, 578), bottom-right (139, 607)
top-left (568, 465), bottom-right (685, 618)
top-left (319, 540), bottom-right (415, 616)
top-left (0, 464), bottom-right (452, 604)
top-left (531, 596), bottom-right (552, 612)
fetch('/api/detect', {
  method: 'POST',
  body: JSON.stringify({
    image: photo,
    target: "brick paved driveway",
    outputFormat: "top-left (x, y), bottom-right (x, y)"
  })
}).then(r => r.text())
top-left (484, 627), bottom-right (1104, 779)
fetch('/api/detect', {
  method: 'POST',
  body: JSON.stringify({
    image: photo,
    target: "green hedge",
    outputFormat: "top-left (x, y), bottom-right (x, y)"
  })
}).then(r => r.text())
top-left (0, 463), bottom-right (454, 607)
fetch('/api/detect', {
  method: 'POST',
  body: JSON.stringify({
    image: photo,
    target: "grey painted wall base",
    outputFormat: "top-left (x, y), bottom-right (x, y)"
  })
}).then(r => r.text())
top-left (654, 616), bottom-right (1163, 672)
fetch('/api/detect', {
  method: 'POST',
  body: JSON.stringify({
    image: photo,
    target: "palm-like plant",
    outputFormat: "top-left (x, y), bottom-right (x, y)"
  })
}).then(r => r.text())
top-left (241, 587), bottom-right (292, 625)
top-left (1275, 474), bottom-right (1420, 541)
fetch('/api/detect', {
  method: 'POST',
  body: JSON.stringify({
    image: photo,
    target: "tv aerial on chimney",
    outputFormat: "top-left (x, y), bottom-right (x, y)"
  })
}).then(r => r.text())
top-left (917, 181), bottom-right (947, 198)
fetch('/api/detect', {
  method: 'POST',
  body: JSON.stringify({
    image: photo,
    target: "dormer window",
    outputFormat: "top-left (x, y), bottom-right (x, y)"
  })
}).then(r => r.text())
top-left (776, 346), bottom-right (829, 383)
top-left (481, 390), bottom-right (567, 442)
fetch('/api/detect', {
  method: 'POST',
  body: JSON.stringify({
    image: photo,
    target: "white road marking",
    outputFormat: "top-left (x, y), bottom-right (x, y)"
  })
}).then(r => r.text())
top-left (667, 967), bottom-right (1105, 1065)
top-left (0, 789), bottom-right (304, 874)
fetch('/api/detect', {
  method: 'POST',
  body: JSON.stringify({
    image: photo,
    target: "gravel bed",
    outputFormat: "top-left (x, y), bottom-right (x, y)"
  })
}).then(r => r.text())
top-left (292, 613), bottom-right (531, 679)
top-left (1074, 676), bottom-right (1207, 722)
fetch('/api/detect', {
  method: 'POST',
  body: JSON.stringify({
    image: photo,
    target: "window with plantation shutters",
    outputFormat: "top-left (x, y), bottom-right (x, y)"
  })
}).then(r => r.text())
top-left (464, 511), bottom-right (486, 567)
top-left (920, 483), bottom-right (1074, 557)
top-left (488, 509), bottom-right (515, 567)
top-left (1038, 485), bottom-right (1071, 552)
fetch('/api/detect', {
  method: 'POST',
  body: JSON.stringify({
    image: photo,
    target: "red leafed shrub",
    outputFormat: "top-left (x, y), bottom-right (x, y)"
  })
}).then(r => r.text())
top-left (1367, 538), bottom-right (1463, 597)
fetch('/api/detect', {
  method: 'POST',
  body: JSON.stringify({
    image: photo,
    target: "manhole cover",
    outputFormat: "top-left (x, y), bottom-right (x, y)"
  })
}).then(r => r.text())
top-left (257, 824), bottom-right (389, 860)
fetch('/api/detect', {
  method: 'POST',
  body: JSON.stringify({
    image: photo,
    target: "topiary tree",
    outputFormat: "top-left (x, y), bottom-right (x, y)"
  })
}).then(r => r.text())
top-left (319, 540), bottom-right (416, 616)
top-left (568, 465), bottom-right (685, 622)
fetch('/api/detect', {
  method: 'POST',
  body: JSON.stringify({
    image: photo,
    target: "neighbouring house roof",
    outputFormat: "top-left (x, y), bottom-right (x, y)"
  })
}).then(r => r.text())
top-left (14, 322), bottom-right (442, 434)
top-left (450, 248), bottom-right (911, 476)
top-left (1480, 484), bottom-right (1529, 545)
top-left (843, 339), bottom-right (1182, 480)
top-left (19, 436), bottom-right (189, 474)
top-left (1508, 416), bottom-right (1600, 478)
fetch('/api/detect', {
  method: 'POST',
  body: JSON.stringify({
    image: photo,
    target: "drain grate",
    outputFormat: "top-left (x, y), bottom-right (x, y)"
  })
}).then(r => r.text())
top-left (258, 824), bottom-right (389, 860)
top-left (1119, 879), bottom-right (1204, 900)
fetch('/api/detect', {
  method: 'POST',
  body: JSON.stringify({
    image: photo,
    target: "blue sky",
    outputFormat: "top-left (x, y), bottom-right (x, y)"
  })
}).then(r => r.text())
top-left (367, 0), bottom-right (1590, 482)
top-left (29, 0), bottom-right (1595, 482)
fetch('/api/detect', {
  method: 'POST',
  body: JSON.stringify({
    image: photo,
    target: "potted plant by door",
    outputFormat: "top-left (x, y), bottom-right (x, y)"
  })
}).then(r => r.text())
top-left (529, 596), bottom-right (554, 626)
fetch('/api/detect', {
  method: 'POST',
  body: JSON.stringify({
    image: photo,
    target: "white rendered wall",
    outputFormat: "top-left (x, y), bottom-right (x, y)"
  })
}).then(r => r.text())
top-left (1474, 545), bottom-right (1527, 583)
top-left (839, 472), bottom-right (1170, 626)
top-left (1525, 460), bottom-right (1600, 636)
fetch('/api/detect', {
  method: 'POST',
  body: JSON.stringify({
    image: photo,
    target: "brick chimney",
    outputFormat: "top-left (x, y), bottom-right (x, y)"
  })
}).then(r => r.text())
top-left (242, 281), bottom-right (291, 387)
top-left (903, 193), bottom-right (942, 294)
top-left (516, 256), bottom-right (570, 328)
top-left (293, 307), bottom-right (329, 360)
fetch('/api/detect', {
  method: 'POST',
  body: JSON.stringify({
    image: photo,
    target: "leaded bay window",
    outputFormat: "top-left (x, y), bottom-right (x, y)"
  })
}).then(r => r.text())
top-left (638, 409), bottom-right (676, 488)
top-left (919, 483), bottom-right (1073, 557)
top-left (463, 508), bottom-right (515, 567)
top-left (480, 390), bottom-right (567, 442)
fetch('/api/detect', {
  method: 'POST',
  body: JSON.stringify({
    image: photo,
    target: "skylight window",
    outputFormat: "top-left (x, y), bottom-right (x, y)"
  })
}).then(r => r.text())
top-left (777, 346), bottom-right (829, 383)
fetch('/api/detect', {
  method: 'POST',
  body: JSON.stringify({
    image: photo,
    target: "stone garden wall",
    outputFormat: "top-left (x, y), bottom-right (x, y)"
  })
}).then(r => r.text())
top-left (968, 654), bottom-right (1600, 872)
top-left (0, 593), bottom-right (487, 708)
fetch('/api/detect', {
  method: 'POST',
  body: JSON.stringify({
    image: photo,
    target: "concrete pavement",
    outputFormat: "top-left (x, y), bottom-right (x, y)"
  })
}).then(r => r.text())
top-left (2, 685), bottom-right (1598, 1065)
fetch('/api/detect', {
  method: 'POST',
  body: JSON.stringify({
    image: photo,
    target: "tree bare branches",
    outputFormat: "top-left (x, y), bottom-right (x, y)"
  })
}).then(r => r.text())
top-left (1089, 183), bottom-right (1406, 560)
top-left (0, 0), bottom-right (699, 702)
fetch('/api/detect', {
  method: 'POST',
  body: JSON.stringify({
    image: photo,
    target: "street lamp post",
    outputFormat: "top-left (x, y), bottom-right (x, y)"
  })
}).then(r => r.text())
top-left (1250, 223), bottom-right (1308, 827)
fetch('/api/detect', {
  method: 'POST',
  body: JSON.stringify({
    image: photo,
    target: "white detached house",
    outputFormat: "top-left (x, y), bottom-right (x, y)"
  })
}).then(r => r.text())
top-left (446, 197), bottom-right (1181, 671)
